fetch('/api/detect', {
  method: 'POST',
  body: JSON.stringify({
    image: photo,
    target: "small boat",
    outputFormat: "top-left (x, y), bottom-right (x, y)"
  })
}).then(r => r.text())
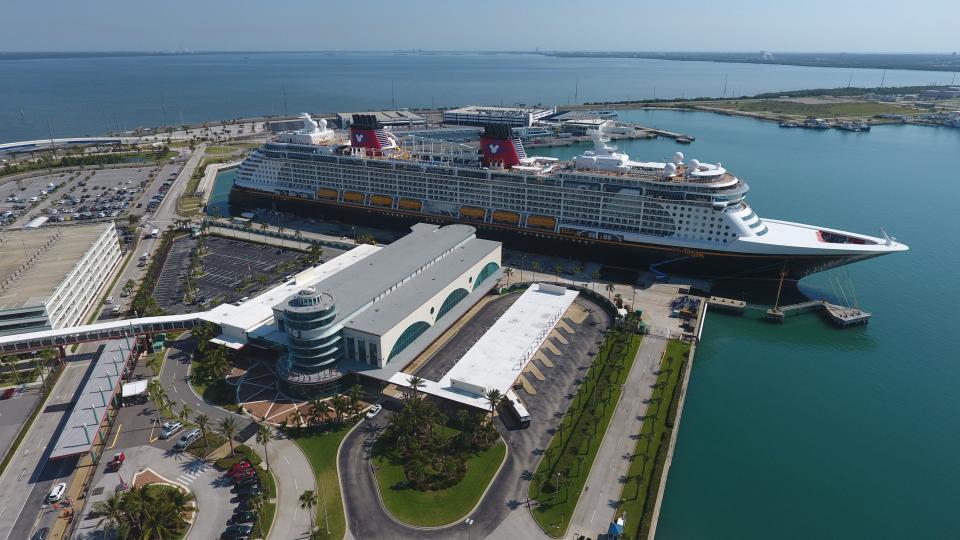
top-left (676, 136), bottom-right (693, 144)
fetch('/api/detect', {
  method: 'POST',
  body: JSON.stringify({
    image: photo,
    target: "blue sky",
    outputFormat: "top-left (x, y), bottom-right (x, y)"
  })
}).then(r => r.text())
top-left (2, 0), bottom-right (956, 53)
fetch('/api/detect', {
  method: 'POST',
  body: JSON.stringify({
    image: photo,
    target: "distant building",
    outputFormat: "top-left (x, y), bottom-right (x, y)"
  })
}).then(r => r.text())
top-left (335, 110), bottom-right (426, 129)
top-left (919, 87), bottom-right (960, 100)
top-left (443, 106), bottom-right (556, 127)
top-left (560, 118), bottom-right (615, 136)
top-left (0, 223), bottom-right (121, 336)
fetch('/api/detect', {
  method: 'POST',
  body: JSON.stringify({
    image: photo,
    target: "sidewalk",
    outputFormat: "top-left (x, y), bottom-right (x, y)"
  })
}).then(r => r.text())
top-left (566, 336), bottom-right (668, 538)
top-left (244, 432), bottom-right (315, 540)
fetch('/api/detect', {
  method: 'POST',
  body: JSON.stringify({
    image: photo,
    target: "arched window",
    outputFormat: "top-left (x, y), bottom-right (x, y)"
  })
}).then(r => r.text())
top-left (436, 288), bottom-right (469, 321)
top-left (473, 262), bottom-right (500, 290)
top-left (388, 321), bottom-right (431, 361)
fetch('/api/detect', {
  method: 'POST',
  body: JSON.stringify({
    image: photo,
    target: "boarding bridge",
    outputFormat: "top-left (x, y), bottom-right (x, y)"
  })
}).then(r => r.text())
top-left (0, 313), bottom-right (210, 355)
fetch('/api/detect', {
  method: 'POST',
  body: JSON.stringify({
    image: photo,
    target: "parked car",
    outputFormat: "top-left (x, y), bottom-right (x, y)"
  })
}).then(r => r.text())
top-left (234, 475), bottom-right (260, 488)
top-left (227, 460), bottom-right (252, 475)
top-left (160, 421), bottom-right (183, 439)
top-left (221, 524), bottom-right (253, 539)
top-left (173, 428), bottom-right (201, 451)
top-left (47, 482), bottom-right (67, 503)
top-left (31, 527), bottom-right (49, 540)
top-left (230, 468), bottom-right (256, 483)
top-left (229, 511), bottom-right (258, 525)
top-left (366, 404), bottom-right (382, 419)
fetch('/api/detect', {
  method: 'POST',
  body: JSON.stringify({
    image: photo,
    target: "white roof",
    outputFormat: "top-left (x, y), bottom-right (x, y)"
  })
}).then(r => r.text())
top-left (121, 379), bottom-right (149, 397)
top-left (389, 283), bottom-right (578, 409)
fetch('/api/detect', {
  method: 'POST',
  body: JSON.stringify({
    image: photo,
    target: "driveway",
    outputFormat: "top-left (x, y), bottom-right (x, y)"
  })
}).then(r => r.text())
top-left (73, 445), bottom-right (234, 540)
top-left (339, 296), bottom-right (611, 540)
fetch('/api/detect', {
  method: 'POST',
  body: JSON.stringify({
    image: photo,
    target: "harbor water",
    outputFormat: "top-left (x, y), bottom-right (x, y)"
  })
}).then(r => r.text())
top-left (1, 51), bottom-right (957, 143)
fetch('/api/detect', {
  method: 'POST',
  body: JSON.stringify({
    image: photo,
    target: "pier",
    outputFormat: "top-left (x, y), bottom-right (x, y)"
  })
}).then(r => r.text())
top-left (766, 300), bottom-right (871, 327)
top-left (706, 296), bottom-right (747, 314)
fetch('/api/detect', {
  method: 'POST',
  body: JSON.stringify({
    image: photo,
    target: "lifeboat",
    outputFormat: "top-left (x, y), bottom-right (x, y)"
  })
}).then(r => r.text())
top-left (459, 206), bottom-right (486, 220)
top-left (343, 191), bottom-right (365, 204)
top-left (317, 188), bottom-right (338, 200)
top-left (398, 198), bottom-right (423, 211)
top-left (527, 214), bottom-right (557, 231)
top-left (492, 210), bottom-right (521, 226)
top-left (370, 194), bottom-right (393, 208)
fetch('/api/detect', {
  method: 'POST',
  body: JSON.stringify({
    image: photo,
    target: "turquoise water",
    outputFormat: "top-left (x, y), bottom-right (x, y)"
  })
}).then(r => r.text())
top-left (2, 51), bottom-right (956, 143)
top-left (207, 166), bottom-right (236, 217)
top-left (564, 112), bottom-right (958, 539)
top-left (199, 106), bottom-right (960, 538)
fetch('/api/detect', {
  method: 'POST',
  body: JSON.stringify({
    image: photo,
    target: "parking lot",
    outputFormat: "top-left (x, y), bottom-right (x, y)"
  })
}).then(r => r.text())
top-left (0, 162), bottom-right (182, 229)
top-left (152, 235), bottom-right (314, 314)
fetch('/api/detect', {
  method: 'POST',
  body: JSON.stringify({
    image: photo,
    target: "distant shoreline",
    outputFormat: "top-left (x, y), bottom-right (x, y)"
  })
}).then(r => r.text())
top-left (3, 50), bottom-right (960, 73)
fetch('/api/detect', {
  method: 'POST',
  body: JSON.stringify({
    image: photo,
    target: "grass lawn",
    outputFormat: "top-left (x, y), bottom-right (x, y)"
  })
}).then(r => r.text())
top-left (616, 340), bottom-right (690, 539)
top-left (530, 328), bottom-right (643, 537)
top-left (251, 468), bottom-right (277, 539)
top-left (371, 436), bottom-right (506, 527)
top-left (186, 432), bottom-right (226, 460)
top-left (205, 146), bottom-right (238, 155)
top-left (191, 378), bottom-right (240, 412)
top-left (293, 422), bottom-right (357, 539)
top-left (706, 99), bottom-right (916, 117)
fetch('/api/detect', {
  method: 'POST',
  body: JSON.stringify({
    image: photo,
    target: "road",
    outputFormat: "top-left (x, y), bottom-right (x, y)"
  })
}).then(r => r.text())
top-left (339, 297), bottom-right (611, 540)
top-left (567, 335), bottom-right (669, 538)
top-left (244, 431), bottom-right (316, 540)
top-left (0, 352), bottom-right (96, 540)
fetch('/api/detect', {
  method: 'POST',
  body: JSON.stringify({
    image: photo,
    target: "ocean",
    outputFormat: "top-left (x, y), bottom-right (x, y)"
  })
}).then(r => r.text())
top-left (1, 51), bottom-right (956, 143)
top-left (7, 51), bottom-right (960, 537)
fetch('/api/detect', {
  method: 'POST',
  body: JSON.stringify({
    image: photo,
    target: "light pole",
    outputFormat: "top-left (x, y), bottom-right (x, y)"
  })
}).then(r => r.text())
top-left (465, 517), bottom-right (474, 540)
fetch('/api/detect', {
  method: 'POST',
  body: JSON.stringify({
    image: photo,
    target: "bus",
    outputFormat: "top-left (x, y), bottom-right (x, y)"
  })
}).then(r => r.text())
top-left (504, 389), bottom-right (530, 428)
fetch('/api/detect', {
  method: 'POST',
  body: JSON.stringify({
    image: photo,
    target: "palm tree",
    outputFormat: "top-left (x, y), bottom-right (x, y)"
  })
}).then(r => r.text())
top-left (605, 282), bottom-right (615, 300)
top-left (308, 399), bottom-right (330, 426)
top-left (256, 423), bottom-right (272, 471)
top-left (2, 356), bottom-right (21, 384)
top-left (330, 395), bottom-right (347, 424)
top-left (194, 413), bottom-right (210, 451)
top-left (218, 416), bottom-right (239, 456)
top-left (484, 388), bottom-right (503, 419)
top-left (407, 375), bottom-right (425, 401)
top-left (146, 351), bottom-right (162, 376)
top-left (503, 267), bottom-right (514, 285)
top-left (553, 263), bottom-right (563, 284)
top-left (299, 489), bottom-right (318, 533)
top-left (307, 243), bottom-right (323, 266)
top-left (148, 379), bottom-right (168, 423)
top-left (205, 346), bottom-right (230, 380)
top-left (531, 261), bottom-right (542, 279)
top-left (348, 384), bottom-right (364, 415)
top-left (591, 270), bottom-right (601, 292)
top-left (178, 402), bottom-right (193, 426)
top-left (249, 491), bottom-right (267, 538)
top-left (93, 491), bottom-right (125, 533)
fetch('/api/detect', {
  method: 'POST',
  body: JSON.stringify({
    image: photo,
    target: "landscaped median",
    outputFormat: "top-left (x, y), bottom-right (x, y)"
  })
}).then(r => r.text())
top-left (371, 434), bottom-right (506, 527)
top-left (292, 421), bottom-right (357, 539)
top-left (615, 339), bottom-right (691, 539)
top-left (529, 323), bottom-right (643, 537)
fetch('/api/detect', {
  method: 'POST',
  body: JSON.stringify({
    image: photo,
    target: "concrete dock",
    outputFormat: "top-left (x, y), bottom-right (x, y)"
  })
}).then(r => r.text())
top-left (707, 296), bottom-right (747, 314)
top-left (766, 300), bottom-right (870, 327)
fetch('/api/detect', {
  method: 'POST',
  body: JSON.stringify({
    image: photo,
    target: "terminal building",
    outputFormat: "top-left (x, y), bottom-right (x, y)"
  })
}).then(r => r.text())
top-left (443, 106), bottom-right (556, 127)
top-left (335, 110), bottom-right (427, 129)
top-left (0, 223), bottom-right (121, 336)
top-left (206, 223), bottom-right (502, 397)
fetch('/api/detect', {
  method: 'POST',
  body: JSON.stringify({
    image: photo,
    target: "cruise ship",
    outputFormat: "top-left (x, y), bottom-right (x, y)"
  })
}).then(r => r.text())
top-left (230, 113), bottom-right (907, 282)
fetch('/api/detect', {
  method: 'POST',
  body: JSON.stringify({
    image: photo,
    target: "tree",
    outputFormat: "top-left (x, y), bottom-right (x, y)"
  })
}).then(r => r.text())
top-left (218, 416), bottom-right (239, 456)
top-left (553, 263), bottom-right (563, 284)
top-left (484, 388), bottom-right (503, 420)
top-left (126, 213), bottom-right (141, 227)
top-left (122, 279), bottom-right (137, 295)
top-left (503, 267), bottom-right (514, 285)
top-left (299, 490), bottom-right (318, 533)
top-left (146, 351), bottom-right (162, 376)
top-left (605, 282), bottom-right (616, 300)
top-left (194, 413), bottom-right (210, 451)
top-left (307, 243), bottom-right (323, 266)
top-left (205, 346), bottom-right (230, 381)
top-left (148, 379), bottom-right (168, 423)
top-left (531, 260), bottom-right (542, 279)
top-left (330, 395), bottom-right (347, 424)
top-left (309, 399), bottom-right (331, 426)
top-left (407, 375), bottom-right (425, 401)
top-left (591, 270), bottom-right (601, 292)
top-left (178, 402), bottom-right (193, 426)
top-left (256, 423), bottom-right (272, 471)
top-left (348, 384), bottom-right (364, 415)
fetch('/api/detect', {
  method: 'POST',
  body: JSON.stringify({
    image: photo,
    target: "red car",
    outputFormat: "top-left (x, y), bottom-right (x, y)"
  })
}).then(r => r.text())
top-left (227, 460), bottom-right (251, 475)
top-left (230, 468), bottom-right (256, 483)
